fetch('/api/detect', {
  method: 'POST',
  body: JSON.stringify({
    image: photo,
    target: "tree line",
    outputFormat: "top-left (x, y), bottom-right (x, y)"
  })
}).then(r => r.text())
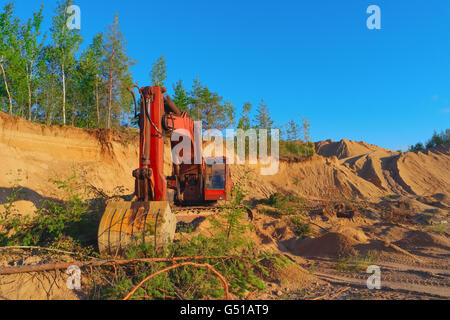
top-left (408, 129), bottom-right (450, 153)
top-left (0, 1), bottom-right (134, 128)
top-left (0, 1), bottom-right (311, 145)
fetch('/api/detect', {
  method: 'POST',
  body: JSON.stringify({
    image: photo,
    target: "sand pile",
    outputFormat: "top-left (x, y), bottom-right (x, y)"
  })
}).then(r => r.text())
top-left (283, 232), bottom-right (358, 258)
top-left (315, 139), bottom-right (392, 160)
top-left (314, 139), bottom-right (450, 197)
top-left (396, 148), bottom-right (450, 196)
top-left (330, 225), bottom-right (369, 243)
top-left (395, 230), bottom-right (450, 249)
top-left (232, 155), bottom-right (385, 200)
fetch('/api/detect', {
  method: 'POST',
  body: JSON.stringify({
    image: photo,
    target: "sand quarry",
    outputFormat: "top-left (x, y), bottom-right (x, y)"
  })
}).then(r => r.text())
top-left (0, 111), bottom-right (449, 300)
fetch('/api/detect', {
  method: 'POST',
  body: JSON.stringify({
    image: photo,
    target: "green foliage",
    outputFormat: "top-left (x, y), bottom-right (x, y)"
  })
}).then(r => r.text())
top-left (95, 180), bottom-right (279, 300)
top-left (408, 142), bottom-right (425, 153)
top-left (103, 13), bottom-right (135, 129)
top-left (0, 2), bottom-right (21, 115)
top-left (172, 80), bottom-right (189, 112)
top-left (280, 140), bottom-right (315, 158)
top-left (286, 119), bottom-right (300, 141)
top-left (259, 193), bottom-right (306, 217)
top-left (0, 2), bottom-right (135, 129)
top-left (151, 54), bottom-right (167, 87)
top-left (0, 172), bottom-right (96, 250)
top-left (290, 216), bottom-right (311, 238)
top-left (253, 99), bottom-right (273, 129)
top-left (0, 169), bottom-right (24, 245)
top-left (20, 4), bottom-right (45, 120)
top-left (188, 77), bottom-right (235, 130)
top-left (73, 33), bottom-right (104, 128)
top-left (425, 129), bottom-right (450, 149)
top-left (302, 118), bottom-right (311, 142)
top-left (237, 102), bottom-right (252, 130)
top-left (51, 0), bottom-right (83, 125)
top-left (408, 129), bottom-right (449, 152)
top-left (98, 228), bottom-right (271, 300)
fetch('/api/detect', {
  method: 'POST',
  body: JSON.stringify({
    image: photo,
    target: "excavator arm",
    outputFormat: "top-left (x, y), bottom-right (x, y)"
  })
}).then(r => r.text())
top-left (98, 86), bottom-right (231, 256)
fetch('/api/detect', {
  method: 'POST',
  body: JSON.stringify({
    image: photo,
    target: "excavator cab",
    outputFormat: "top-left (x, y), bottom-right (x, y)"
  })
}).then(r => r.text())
top-left (204, 157), bottom-right (232, 202)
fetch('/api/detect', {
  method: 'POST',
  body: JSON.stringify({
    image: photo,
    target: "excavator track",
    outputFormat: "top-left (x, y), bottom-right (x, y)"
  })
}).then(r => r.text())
top-left (172, 205), bottom-right (253, 223)
top-left (172, 206), bottom-right (225, 223)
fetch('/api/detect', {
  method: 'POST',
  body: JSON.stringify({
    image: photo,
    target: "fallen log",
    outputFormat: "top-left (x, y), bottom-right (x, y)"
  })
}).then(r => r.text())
top-left (0, 255), bottom-right (231, 276)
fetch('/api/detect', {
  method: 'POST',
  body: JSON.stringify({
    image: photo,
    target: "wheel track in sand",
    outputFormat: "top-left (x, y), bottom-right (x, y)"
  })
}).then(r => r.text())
top-left (312, 260), bottom-right (450, 298)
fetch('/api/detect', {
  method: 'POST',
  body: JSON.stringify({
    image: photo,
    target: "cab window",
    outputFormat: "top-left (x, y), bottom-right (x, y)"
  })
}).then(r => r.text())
top-left (206, 163), bottom-right (226, 190)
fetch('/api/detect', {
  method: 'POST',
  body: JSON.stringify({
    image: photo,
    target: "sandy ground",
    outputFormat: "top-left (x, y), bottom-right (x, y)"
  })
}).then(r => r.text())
top-left (0, 111), bottom-right (448, 300)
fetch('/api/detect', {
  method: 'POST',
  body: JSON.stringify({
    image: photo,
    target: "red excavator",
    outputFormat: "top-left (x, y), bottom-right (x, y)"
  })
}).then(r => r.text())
top-left (98, 86), bottom-right (232, 254)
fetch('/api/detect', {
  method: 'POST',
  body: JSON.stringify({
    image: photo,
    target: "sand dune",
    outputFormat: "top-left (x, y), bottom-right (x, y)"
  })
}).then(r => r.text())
top-left (314, 139), bottom-right (450, 198)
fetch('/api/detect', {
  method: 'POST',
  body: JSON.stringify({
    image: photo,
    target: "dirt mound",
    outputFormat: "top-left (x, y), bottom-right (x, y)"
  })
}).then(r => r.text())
top-left (395, 230), bottom-right (450, 249)
top-left (232, 155), bottom-right (385, 200)
top-left (283, 232), bottom-right (358, 258)
top-left (330, 226), bottom-right (369, 244)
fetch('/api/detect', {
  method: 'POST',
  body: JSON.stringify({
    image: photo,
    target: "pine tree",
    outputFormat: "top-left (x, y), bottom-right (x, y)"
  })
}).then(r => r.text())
top-left (302, 117), bottom-right (310, 142)
top-left (172, 80), bottom-right (189, 112)
top-left (151, 54), bottom-right (166, 87)
top-left (253, 99), bottom-right (273, 129)
top-left (237, 102), bottom-right (252, 130)
top-left (286, 119), bottom-right (300, 141)
top-left (189, 78), bottom-right (235, 130)
top-left (103, 13), bottom-right (135, 129)
top-left (75, 33), bottom-right (104, 127)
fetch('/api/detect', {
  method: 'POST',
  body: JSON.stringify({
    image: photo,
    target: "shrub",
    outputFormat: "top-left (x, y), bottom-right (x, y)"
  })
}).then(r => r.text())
top-left (259, 193), bottom-right (306, 216)
top-left (290, 217), bottom-right (311, 238)
top-left (280, 140), bottom-right (315, 158)
top-left (0, 172), bottom-right (97, 251)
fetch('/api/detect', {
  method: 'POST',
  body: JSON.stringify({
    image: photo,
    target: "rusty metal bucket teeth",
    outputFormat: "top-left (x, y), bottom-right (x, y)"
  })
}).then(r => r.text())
top-left (98, 201), bottom-right (176, 256)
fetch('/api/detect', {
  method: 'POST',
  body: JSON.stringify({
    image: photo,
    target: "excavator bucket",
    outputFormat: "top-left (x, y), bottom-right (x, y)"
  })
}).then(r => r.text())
top-left (97, 201), bottom-right (177, 256)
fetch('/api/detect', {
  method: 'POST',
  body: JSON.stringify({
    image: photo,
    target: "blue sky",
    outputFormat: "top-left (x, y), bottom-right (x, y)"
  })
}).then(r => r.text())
top-left (10, 0), bottom-right (450, 150)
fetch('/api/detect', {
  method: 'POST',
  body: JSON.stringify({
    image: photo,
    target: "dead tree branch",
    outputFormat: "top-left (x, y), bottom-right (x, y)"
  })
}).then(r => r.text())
top-left (0, 256), bottom-right (232, 276)
top-left (123, 262), bottom-right (230, 300)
